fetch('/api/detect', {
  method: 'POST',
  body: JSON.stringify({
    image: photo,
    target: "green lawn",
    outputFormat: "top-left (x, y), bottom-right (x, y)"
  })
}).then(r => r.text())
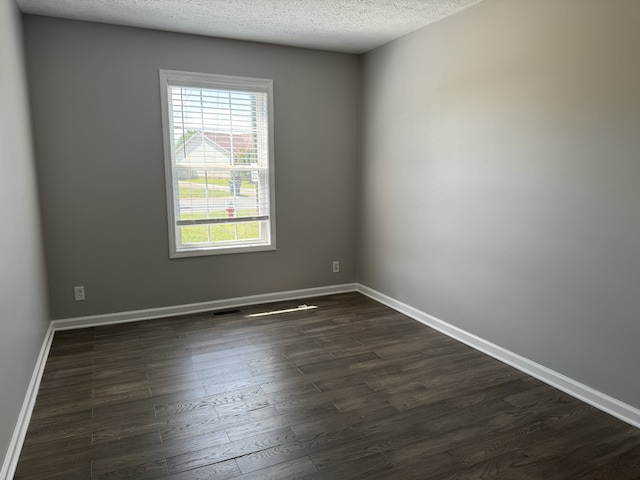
top-left (179, 185), bottom-right (230, 199)
top-left (179, 211), bottom-right (261, 243)
top-left (181, 223), bottom-right (260, 243)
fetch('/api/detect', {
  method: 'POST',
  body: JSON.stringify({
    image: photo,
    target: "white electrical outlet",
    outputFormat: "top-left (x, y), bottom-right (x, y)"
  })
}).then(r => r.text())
top-left (332, 261), bottom-right (340, 273)
top-left (74, 286), bottom-right (85, 301)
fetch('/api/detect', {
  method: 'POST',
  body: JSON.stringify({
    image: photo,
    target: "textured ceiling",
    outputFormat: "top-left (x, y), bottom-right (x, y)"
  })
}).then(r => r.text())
top-left (15, 0), bottom-right (483, 54)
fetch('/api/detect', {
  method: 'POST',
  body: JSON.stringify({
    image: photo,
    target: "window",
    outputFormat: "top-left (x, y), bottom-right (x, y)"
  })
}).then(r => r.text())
top-left (159, 70), bottom-right (276, 258)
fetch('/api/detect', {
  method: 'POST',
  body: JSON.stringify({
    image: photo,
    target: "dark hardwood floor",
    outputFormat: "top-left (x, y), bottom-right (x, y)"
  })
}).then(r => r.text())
top-left (14, 292), bottom-right (640, 479)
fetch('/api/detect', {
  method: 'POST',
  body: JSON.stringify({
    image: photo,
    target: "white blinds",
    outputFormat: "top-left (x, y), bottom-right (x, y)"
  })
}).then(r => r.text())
top-left (168, 85), bottom-right (270, 225)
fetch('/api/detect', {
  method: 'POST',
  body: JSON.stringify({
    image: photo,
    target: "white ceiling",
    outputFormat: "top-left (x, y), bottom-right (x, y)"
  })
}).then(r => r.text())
top-left (15, 0), bottom-right (483, 54)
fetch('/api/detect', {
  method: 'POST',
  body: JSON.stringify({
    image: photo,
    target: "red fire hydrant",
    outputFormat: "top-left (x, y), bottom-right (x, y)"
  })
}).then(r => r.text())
top-left (226, 204), bottom-right (235, 218)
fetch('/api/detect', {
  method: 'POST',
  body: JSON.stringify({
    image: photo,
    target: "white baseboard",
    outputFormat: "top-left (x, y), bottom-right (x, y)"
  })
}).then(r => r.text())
top-left (357, 283), bottom-right (640, 429)
top-left (52, 283), bottom-right (358, 330)
top-left (1, 324), bottom-right (55, 480)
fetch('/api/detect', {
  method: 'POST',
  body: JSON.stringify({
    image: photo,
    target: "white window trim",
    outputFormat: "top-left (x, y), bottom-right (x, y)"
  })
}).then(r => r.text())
top-left (159, 70), bottom-right (276, 258)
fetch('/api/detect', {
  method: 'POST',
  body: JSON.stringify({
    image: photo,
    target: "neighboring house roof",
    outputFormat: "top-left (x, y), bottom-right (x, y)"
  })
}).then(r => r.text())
top-left (203, 132), bottom-right (253, 153)
top-left (175, 131), bottom-right (255, 168)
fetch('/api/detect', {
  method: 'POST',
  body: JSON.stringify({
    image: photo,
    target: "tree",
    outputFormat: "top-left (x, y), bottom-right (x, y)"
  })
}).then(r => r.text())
top-left (175, 129), bottom-right (199, 149)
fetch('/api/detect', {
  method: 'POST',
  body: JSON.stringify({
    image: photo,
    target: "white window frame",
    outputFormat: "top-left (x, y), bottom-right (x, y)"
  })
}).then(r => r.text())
top-left (159, 70), bottom-right (276, 258)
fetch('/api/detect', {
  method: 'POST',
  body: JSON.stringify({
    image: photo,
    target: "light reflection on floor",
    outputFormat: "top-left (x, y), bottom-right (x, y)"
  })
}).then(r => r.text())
top-left (247, 304), bottom-right (318, 318)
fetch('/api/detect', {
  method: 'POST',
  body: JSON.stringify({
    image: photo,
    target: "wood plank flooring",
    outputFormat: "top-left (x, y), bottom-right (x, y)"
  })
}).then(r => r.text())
top-left (14, 292), bottom-right (640, 479)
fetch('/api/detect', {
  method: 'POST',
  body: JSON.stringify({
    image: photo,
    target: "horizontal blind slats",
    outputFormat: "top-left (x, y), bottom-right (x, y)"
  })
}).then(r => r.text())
top-left (166, 79), bottom-right (272, 248)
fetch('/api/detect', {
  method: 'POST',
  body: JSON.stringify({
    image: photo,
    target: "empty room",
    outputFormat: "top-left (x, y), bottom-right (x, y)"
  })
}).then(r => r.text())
top-left (3, 0), bottom-right (640, 478)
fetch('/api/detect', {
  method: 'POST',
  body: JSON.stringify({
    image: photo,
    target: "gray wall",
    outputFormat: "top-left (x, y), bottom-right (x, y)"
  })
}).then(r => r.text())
top-left (23, 16), bottom-right (360, 320)
top-left (0, 1), bottom-right (50, 465)
top-left (359, 0), bottom-right (640, 408)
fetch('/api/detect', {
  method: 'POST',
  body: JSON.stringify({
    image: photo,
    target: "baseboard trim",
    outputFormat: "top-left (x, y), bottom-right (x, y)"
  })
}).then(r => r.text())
top-left (52, 283), bottom-right (358, 330)
top-left (1, 323), bottom-right (55, 480)
top-left (357, 283), bottom-right (640, 429)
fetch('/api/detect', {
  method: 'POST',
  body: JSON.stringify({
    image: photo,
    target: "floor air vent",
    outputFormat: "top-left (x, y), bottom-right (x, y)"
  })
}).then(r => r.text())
top-left (210, 308), bottom-right (241, 317)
